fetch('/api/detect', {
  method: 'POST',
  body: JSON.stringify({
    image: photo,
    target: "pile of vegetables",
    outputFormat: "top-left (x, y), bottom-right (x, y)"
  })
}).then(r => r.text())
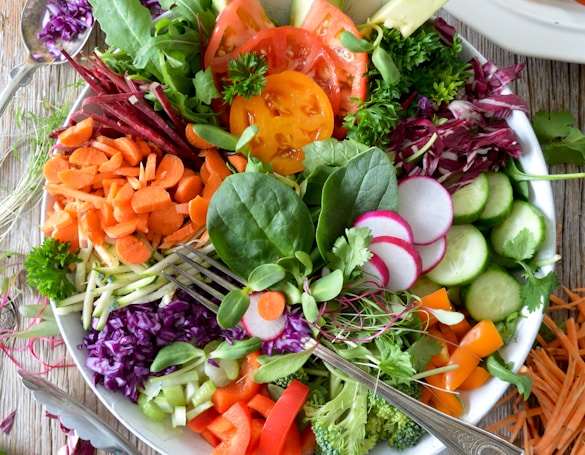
top-left (21, 0), bottom-right (561, 454)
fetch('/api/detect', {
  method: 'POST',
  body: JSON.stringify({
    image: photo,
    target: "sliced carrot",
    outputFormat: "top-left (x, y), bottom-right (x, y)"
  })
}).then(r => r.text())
top-left (148, 204), bottom-right (185, 236)
top-left (201, 148), bottom-right (232, 181)
top-left (201, 172), bottom-right (224, 199)
top-left (114, 166), bottom-right (141, 177)
top-left (57, 168), bottom-right (96, 190)
top-left (188, 196), bottom-right (210, 226)
top-left (43, 155), bottom-right (70, 183)
top-left (257, 290), bottom-right (286, 321)
top-left (58, 116), bottom-right (93, 147)
top-left (69, 146), bottom-right (108, 167)
top-left (174, 173), bottom-right (203, 203)
top-left (144, 153), bottom-right (157, 182)
top-left (131, 186), bottom-right (172, 213)
top-left (185, 123), bottom-right (216, 149)
top-left (113, 136), bottom-right (143, 166)
top-left (44, 183), bottom-right (106, 206)
top-left (159, 221), bottom-right (202, 250)
top-left (79, 210), bottom-right (106, 246)
top-left (135, 135), bottom-right (152, 158)
top-left (227, 153), bottom-right (248, 173)
top-left (91, 139), bottom-right (122, 157)
top-left (98, 152), bottom-right (124, 173)
top-left (152, 153), bottom-right (185, 189)
top-left (104, 219), bottom-right (138, 239)
top-left (115, 234), bottom-right (152, 264)
top-left (42, 210), bottom-right (74, 233)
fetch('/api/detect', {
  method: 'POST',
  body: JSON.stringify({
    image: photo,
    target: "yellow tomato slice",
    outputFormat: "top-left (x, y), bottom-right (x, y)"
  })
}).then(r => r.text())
top-left (229, 70), bottom-right (334, 175)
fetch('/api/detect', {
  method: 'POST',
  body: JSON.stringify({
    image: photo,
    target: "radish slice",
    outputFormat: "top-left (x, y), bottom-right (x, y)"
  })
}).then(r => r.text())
top-left (359, 251), bottom-right (390, 288)
top-left (415, 236), bottom-right (447, 274)
top-left (369, 236), bottom-right (422, 292)
top-left (353, 209), bottom-right (414, 242)
top-left (241, 292), bottom-right (286, 341)
top-left (397, 176), bottom-right (453, 245)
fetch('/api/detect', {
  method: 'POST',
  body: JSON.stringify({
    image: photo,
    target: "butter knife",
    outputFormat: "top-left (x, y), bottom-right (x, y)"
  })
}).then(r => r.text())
top-left (18, 370), bottom-right (142, 455)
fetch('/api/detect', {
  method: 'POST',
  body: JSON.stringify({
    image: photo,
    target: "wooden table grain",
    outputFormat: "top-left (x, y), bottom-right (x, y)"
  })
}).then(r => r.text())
top-left (1, 1), bottom-right (584, 454)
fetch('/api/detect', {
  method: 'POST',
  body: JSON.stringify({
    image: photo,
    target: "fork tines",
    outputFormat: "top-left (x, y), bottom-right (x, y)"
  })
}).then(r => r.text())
top-left (162, 244), bottom-right (244, 315)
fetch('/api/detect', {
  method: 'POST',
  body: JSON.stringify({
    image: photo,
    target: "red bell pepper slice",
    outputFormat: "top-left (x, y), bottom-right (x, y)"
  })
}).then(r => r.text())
top-left (256, 380), bottom-right (309, 455)
top-left (208, 401), bottom-right (253, 455)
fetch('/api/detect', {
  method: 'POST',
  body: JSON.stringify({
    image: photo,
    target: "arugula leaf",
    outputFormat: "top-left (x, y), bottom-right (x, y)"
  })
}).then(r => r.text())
top-left (24, 238), bottom-right (81, 301)
top-left (486, 353), bottom-right (532, 400)
top-left (532, 109), bottom-right (585, 165)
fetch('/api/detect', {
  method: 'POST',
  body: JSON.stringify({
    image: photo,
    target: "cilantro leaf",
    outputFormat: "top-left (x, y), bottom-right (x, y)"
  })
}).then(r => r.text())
top-left (500, 228), bottom-right (539, 262)
top-left (24, 238), bottom-right (81, 301)
top-left (532, 109), bottom-right (585, 166)
top-left (521, 268), bottom-right (559, 313)
top-left (325, 227), bottom-right (373, 282)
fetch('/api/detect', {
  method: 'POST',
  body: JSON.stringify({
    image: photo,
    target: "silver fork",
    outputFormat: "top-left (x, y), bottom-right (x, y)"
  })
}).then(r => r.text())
top-left (163, 244), bottom-right (523, 455)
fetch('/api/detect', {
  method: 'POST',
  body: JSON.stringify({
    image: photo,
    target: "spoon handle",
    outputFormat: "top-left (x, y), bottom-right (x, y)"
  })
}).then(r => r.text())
top-left (0, 60), bottom-right (42, 116)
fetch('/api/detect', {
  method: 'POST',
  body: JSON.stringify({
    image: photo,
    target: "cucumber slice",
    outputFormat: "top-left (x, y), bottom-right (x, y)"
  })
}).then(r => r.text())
top-left (451, 172), bottom-right (489, 224)
top-left (490, 200), bottom-right (546, 261)
top-left (476, 172), bottom-right (514, 228)
top-left (425, 224), bottom-right (489, 287)
top-left (463, 265), bottom-right (522, 321)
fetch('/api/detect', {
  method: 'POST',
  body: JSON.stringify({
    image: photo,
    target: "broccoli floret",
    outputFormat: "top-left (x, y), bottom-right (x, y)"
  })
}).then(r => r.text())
top-left (364, 380), bottom-right (426, 450)
top-left (272, 368), bottom-right (310, 388)
top-left (305, 377), bottom-right (370, 455)
top-left (386, 412), bottom-right (427, 450)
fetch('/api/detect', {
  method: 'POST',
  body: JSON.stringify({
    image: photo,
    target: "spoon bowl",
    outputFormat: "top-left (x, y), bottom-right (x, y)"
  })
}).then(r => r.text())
top-left (0, 0), bottom-right (93, 116)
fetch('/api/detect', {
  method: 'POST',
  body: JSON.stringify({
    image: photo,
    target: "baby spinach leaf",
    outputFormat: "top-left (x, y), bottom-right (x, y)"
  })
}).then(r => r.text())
top-left (207, 173), bottom-right (315, 278)
top-left (316, 148), bottom-right (398, 257)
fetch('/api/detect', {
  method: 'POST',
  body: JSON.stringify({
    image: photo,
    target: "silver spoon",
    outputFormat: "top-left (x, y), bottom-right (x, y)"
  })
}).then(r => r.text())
top-left (0, 0), bottom-right (93, 116)
top-left (18, 370), bottom-right (142, 455)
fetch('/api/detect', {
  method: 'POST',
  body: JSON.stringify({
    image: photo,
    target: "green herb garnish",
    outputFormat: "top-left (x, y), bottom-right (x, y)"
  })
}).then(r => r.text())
top-left (222, 53), bottom-right (268, 104)
top-left (24, 237), bottom-right (81, 301)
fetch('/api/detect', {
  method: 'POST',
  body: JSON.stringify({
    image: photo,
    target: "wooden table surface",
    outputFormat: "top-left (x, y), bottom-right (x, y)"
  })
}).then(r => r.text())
top-left (1, 2), bottom-right (584, 454)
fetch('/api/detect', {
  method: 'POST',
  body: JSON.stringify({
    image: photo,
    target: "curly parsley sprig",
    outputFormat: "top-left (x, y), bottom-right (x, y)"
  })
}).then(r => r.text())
top-left (222, 53), bottom-right (268, 105)
top-left (24, 237), bottom-right (81, 301)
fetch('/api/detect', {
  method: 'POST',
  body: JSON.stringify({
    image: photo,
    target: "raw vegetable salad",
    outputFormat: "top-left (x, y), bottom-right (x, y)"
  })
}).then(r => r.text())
top-left (25, 0), bottom-right (558, 454)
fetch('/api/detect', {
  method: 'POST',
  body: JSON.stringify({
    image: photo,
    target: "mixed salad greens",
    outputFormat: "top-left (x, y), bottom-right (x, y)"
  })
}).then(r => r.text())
top-left (22, 0), bottom-right (561, 453)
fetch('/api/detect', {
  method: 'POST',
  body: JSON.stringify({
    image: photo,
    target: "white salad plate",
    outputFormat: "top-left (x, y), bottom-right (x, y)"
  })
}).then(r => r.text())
top-left (444, 0), bottom-right (585, 63)
top-left (51, 0), bottom-right (556, 454)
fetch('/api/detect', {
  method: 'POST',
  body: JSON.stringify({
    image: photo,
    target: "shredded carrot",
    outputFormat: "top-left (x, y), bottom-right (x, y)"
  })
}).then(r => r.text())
top-left (488, 287), bottom-right (585, 454)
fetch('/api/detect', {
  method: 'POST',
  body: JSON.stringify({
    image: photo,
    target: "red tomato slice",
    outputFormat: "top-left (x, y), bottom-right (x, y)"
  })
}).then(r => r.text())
top-left (237, 26), bottom-right (341, 115)
top-left (300, 0), bottom-right (368, 135)
top-left (204, 0), bottom-right (275, 84)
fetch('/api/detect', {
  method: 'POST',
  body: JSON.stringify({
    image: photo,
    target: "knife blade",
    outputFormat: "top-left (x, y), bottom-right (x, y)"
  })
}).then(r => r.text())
top-left (18, 369), bottom-right (142, 455)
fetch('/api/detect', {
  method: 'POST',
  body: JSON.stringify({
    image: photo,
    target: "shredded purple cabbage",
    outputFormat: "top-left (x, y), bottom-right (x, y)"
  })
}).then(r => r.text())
top-left (37, 0), bottom-right (162, 60)
top-left (82, 290), bottom-right (244, 402)
top-left (37, 0), bottom-right (94, 60)
top-left (261, 306), bottom-right (314, 356)
top-left (391, 57), bottom-right (529, 192)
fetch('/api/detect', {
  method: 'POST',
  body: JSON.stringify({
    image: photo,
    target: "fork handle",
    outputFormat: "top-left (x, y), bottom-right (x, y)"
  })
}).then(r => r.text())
top-left (310, 342), bottom-right (523, 455)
